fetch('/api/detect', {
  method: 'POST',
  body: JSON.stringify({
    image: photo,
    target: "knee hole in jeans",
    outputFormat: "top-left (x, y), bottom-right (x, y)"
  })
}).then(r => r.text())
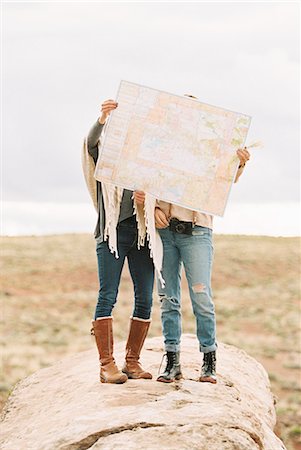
top-left (192, 283), bottom-right (206, 294)
top-left (159, 294), bottom-right (180, 311)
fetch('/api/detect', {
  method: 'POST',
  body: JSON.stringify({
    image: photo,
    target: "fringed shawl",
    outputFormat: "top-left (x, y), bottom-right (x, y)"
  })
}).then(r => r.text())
top-left (81, 137), bottom-right (164, 286)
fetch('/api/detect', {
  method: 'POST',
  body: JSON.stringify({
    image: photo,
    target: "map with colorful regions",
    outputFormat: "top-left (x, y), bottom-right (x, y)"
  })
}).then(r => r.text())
top-left (94, 80), bottom-right (251, 216)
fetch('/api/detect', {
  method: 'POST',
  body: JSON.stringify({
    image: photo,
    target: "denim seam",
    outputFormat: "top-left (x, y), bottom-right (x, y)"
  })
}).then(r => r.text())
top-left (127, 248), bottom-right (152, 320)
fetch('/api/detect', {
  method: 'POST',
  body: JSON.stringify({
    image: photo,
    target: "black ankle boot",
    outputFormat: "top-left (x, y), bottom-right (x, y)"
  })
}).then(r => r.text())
top-left (199, 350), bottom-right (217, 384)
top-left (157, 351), bottom-right (182, 383)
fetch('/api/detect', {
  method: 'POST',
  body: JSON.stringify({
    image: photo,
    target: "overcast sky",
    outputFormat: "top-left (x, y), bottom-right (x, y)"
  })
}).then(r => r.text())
top-left (2, 2), bottom-right (300, 233)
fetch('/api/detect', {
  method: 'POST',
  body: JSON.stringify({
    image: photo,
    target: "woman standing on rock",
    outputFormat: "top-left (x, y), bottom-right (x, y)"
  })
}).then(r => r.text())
top-left (82, 100), bottom-right (156, 384)
top-left (154, 147), bottom-right (250, 384)
top-left (134, 92), bottom-right (250, 384)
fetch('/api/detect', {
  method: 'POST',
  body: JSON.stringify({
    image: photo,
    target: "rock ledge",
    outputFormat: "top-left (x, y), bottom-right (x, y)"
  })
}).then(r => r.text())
top-left (0, 334), bottom-right (285, 450)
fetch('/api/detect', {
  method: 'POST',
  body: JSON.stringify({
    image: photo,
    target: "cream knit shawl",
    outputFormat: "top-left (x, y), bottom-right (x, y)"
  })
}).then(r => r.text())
top-left (81, 137), bottom-right (164, 287)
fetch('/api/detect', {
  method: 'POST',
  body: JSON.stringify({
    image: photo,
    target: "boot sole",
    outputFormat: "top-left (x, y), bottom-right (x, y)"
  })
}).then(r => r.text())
top-left (123, 372), bottom-right (153, 380)
top-left (199, 376), bottom-right (217, 384)
top-left (100, 375), bottom-right (128, 384)
top-left (124, 372), bottom-right (153, 380)
top-left (100, 379), bottom-right (127, 384)
top-left (157, 374), bottom-right (182, 383)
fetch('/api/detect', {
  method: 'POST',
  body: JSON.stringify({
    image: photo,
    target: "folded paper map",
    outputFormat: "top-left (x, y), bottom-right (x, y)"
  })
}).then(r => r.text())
top-left (94, 80), bottom-right (251, 216)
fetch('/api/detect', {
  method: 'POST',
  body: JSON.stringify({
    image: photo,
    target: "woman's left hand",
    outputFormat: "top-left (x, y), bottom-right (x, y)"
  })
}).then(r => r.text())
top-left (133, 191), bottom-right (145, 205)
top-left (237, 147), bottom-right (250, 167)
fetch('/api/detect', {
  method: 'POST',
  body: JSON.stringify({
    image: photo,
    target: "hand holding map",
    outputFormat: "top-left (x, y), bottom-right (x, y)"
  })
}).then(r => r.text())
top-left (94, 81), bottom-right (251, 216)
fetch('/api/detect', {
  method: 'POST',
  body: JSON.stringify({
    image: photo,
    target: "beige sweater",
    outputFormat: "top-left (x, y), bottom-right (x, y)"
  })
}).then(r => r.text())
top-left (157, 201), bottom-right (214, 228)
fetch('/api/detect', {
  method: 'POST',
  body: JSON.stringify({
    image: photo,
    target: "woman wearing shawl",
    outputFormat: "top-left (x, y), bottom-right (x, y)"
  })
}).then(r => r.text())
top-left (83, 100), bottom-right (155, 384)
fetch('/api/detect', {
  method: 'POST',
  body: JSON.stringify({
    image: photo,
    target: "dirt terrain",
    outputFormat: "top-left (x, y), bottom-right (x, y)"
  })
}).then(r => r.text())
top-left (1, 233), bottom-right (300, 449)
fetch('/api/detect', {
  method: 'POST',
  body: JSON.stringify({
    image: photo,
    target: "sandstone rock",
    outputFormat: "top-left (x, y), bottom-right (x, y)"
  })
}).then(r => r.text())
top-left (0, 334), bottom-right (286, 450)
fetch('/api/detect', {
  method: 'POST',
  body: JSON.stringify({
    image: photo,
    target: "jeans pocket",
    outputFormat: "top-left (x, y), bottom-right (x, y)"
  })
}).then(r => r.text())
top-left (158, 227), bottom-right (169, 235)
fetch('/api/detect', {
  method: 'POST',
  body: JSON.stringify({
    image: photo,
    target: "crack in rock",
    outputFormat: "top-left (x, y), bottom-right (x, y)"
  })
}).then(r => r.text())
top-left (179, 423), bottom-right (264, 450)
top-left (228, 426), bottom-right (264, 449)
top-left (61, 422), bottom-right (165, 450)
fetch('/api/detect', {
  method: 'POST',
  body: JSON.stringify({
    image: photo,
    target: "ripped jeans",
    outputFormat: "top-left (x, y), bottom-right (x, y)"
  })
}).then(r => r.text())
top-left (158, 226), bottom-right (217, 354)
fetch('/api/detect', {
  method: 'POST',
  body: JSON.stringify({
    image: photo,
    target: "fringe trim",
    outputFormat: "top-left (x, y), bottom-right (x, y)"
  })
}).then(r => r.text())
top-left (144, 195), bottom-right (165, 288)
top-left (103, 184), bottom-right (123, 259)
top-left (133, 198), bottom-right (146, 249)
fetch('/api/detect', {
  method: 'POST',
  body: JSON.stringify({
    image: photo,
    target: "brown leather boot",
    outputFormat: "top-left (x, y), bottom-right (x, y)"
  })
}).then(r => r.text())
top-left (91, 317), bottom-right (128, 384)
top-left (122, 317), bottom-right (152, 379)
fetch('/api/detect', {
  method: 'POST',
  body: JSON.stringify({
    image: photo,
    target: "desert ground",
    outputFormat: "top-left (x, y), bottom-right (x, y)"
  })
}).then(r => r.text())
top-left (1, 234), bottom-right (300, 449)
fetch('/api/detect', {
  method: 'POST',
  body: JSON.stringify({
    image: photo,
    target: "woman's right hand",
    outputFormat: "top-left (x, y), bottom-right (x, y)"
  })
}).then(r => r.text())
top-left (99, 99), bottom-right (118, 124)
top-left (155, 208), bottom-right (170, 229)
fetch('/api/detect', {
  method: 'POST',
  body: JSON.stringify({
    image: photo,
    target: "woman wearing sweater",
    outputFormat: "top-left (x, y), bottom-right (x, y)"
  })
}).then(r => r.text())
top-left (84, 100), bottom-right (154, 384)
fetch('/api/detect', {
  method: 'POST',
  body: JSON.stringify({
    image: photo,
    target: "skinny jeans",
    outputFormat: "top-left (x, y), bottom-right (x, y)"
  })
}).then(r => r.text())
top-left (94, 216), bottom-right (154, 320)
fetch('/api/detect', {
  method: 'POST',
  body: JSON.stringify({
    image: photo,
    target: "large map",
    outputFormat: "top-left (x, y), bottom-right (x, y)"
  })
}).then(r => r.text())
top-left (94, 81), bottom-right (251, 216)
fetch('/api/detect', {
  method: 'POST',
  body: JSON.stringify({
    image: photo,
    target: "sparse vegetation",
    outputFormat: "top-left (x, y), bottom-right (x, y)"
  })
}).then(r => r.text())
top-left (1, 234), bottom-right (300, 449)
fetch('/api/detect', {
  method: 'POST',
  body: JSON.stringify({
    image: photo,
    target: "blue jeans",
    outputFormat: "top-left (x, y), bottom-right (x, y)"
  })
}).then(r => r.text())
top-left (94, 216), bottom-right (154, 320)
top-left (158, 225), bottom-right (216, 353)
